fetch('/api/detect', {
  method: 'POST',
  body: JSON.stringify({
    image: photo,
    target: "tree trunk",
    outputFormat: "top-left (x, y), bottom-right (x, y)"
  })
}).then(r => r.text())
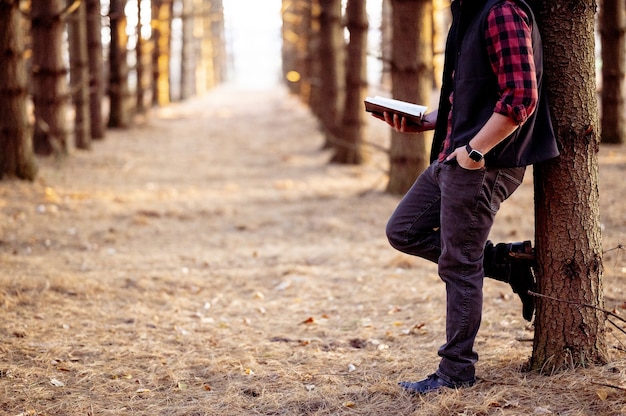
top-left (281, 0), bottom-right (311, 98)
top-left (180, 0), bottom-right (196, 100)
top-left (331, 0), bottom-right (367, 164)
top-left (600, 0), bottom-right (626, 144)
top-left (67, 0), bottom-right (92, 149)
top-left (530, 0), bottom-right (609, 372)
top-left (31, 0), bottom-right (70, 155)
top-left (152, 0), bottom-right (173, 105)
top-left (0, 0), bottom-right (37, 180)
top-left (109, 0), bottom-right (132, 127)
top-left (136, 0), bottom-right (150, 113)
top-left (200, 0), bottom-right (226, 91)
top-left (86, 0), bottom-right (106, 139)
top-left (306, 0), bottom-right (323, 113)
top-left (317, 0), bottom-right (345, 147)
top-left (381, 0), bottom-right (392, 90)
top-left (432, 0), bottom-right (451, 90)
top-left (386, 0), bottom-right (432, 195)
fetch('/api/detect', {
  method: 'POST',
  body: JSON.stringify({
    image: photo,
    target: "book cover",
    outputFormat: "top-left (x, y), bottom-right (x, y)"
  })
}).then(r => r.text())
top-left (364, 96), bottom-right (427, 125)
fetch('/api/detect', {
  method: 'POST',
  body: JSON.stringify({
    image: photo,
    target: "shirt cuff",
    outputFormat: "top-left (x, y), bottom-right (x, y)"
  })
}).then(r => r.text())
top-left (494, 102), bottom-right (529, 125)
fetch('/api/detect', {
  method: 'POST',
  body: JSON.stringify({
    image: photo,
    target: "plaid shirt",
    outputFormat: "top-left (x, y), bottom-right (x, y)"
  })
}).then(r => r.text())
top-left (439, 1), bottom-right (537, 160)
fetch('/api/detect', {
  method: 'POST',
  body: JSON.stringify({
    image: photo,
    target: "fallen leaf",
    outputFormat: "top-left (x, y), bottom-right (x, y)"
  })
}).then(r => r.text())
top-left (387, 306), bottom-right (402, 314)
top-left (596, 389), bottom-right (608, 400)
top-left (50, 378), bottom-right (64, 387)
top-left (301, 317), bottom-right (315, 324)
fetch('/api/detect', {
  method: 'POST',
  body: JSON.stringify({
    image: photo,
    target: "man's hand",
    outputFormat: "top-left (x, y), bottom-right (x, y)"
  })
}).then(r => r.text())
top-left (446, 145), bottom-right (485, 170)
top-left (371, 111), bottom-right (436, 134)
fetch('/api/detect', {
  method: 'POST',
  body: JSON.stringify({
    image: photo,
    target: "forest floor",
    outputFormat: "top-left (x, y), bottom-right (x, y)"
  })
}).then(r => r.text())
top-left (1, 84), bottom-right (626, 416)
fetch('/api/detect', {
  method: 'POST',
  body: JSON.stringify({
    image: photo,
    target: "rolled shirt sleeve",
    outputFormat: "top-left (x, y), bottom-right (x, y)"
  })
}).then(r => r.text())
top-left (485, 2), bottom-right (538, 125)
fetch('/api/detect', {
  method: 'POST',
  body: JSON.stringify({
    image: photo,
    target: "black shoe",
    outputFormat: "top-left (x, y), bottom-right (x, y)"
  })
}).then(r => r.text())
top-left (399, 373), bottom-right (475, 395)
top-left (484, 240), bottom-right (536, 322)
top-left (508, 241), bottom-right (536, 322)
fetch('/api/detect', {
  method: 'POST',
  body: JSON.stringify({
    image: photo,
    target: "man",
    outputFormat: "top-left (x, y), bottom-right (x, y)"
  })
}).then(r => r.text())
top-left (380, 0), bottom-right (559, 394)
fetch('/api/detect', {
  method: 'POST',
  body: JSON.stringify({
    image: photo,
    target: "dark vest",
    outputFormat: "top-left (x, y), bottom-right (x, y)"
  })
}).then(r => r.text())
top-left (431, 0), bottom-right (559, 167)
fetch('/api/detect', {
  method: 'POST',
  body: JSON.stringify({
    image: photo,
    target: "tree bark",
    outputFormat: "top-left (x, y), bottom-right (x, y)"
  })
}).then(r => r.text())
top-left (331, 0), bottom-right (367, 164)
top-left (109, 0), bottom-right (132, 127)
top-left (86, 0), bottom-right (106, 139)
top-left (31, 0), bottom-right (70, 155)
top-left (599, 0), bottom-right (626, 144)
top-left (317, 0), bottom-right (345, 147)
top-left (281, 0), bottom-right (311, 98)
top-left (386, 0), bottom-right (432, 195)
top-left (306, 0), bottom-right (323, 112)
top-left (0, 0), bottom-right (37, 180)
top-left (200, 0), bottom-right (226, 91)
top-left (136, 0), bottom-right (150, 113)
top-left (67, 0), bottom-right (92, 149)
top-left (180, 0), bottom-right (196, 100)
top-left (152, 0), bottom-right (173, 105)
top-left (530, 0), bottom-right (609, 372)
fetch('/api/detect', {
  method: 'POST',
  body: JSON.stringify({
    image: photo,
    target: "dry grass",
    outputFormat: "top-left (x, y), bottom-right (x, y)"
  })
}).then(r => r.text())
top-left (1, 85), bottom-right (625, 415)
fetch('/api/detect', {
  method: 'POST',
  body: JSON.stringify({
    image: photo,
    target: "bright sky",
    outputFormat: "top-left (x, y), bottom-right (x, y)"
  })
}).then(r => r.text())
top-left (223, 0), bottom-right (284, 88)
top-left (223, 0), bottom-right (384, 89)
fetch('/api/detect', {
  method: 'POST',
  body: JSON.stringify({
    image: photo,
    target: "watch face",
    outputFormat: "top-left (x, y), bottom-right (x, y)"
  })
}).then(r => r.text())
top-left (469, 150), bottom-right (483, 162)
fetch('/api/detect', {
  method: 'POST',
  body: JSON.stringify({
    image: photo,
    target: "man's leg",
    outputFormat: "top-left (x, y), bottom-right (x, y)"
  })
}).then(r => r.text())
top-left (386, 162), bottom-right (443, 264)
top-left (386, 162), bottom-right (535, 323)
top-left (400, 163), bottom-right (526, 394)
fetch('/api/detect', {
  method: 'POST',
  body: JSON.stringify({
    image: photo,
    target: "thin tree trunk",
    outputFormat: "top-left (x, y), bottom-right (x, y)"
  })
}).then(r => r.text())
top-left (199, 0), bottom-right (214, 91)
top-left (531, 0), bottom-right (609, 372)
top-left (209, 0), bottom-right (226, 86)
top-left (307, 0), bottom-right (323, 112)
top-left (331, 0), bottom-right (367, 164)
top-left (152, 0), bottom-right (173, 105)
top-left (136, 0), bottom-right (149, 113)
top-left (600, 0), bottom-right (626, 143)
top-left (180, 0), bottom-right (196, 100)
top-left (386, 0), bottom-right (432, 195)
top-left (432, 0), bottom-right (451, 91)
top-left (0, 0), bottom-right (37, 180)
top-left (67, 0), bottom-right (92, 149)
top-left (317, 0), bottom-right (345, 147)
top-left (86, 0), bottom-right (106, 139)
top-left (381, 0), bottom-right (392, 90)
top-left (31, 0), bottom-right (70, 155)
top-left (109, 0), bottom-right (132, 127)
top-left (281, 0), bottom-right (308, 96)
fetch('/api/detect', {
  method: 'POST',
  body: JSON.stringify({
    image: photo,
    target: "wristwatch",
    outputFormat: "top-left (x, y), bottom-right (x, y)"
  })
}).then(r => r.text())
top-left (465, 144), bottom-right (484, 162)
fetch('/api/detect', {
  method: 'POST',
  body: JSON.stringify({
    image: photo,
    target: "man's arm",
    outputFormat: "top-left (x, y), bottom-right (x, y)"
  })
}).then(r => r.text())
top-left (448, 1), bottom-right (537, 169)
top-left (446, 112), bottom-right (519, 169)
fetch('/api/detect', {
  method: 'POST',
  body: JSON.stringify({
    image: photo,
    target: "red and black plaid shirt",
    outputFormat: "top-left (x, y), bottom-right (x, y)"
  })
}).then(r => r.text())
top-left (439, 1), bottom-right (537, 160)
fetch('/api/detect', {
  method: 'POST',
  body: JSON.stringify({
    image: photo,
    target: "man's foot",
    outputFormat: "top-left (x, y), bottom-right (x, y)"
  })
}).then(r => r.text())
top-left (398, 373), bottom-right (475, 395)
top-left (508, 241), bottom-right (536, 321)
top-left (484, 240), bottom-right (536, 321)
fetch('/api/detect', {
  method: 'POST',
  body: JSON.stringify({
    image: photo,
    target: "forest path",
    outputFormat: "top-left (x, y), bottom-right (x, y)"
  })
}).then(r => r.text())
top-left (1, 84), bottom-right (625, 415)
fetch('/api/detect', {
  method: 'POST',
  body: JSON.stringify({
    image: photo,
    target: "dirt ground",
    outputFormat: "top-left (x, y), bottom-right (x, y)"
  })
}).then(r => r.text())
top-left (1, 84), bottom-right (626, 416)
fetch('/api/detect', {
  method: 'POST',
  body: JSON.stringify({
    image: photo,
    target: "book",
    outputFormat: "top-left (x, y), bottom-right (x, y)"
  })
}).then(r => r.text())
top-left (364, 96), bottom-right (427, 125)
